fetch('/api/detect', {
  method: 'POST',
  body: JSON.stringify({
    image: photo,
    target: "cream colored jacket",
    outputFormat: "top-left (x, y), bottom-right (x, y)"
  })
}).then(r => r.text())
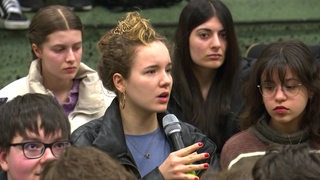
top-left (0, 59), bottom-right (115, 132)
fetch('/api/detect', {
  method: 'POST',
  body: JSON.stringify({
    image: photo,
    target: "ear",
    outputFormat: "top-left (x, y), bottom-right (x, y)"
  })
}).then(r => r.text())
top-left (32, 43), bottom-right (42, 59)
top-left (0, 150), bottom-right (9, 171)
top-left (113, 73), bottom-right (126, 93)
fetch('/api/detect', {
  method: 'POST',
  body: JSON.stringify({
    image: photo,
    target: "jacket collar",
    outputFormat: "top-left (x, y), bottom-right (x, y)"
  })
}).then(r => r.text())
top-left (92, 98), bottom-right (168, 157)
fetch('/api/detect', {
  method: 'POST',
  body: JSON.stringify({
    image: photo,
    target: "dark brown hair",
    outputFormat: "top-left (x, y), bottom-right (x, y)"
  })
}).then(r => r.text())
top-left (0, 93), bottom-right (70, 151)
top-left (28, 5), bottom-right (83, 60)
top-left (253, 144), bottom-right (320, 180)
top-left (241, 40), bottom-right (320, 144)
top-left (171, 0), bottom-right (240, 149)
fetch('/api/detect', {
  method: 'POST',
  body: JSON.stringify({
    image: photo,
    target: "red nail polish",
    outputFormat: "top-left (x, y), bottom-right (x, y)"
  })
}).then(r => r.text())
top-left (198, 142), bottom-right (203, 147)
top-left (204, 163), bottom-right (209, 168)
top-left (204, 153), bottom-right (210, 158)
top-left (194, 177), bottom-right (199, 180)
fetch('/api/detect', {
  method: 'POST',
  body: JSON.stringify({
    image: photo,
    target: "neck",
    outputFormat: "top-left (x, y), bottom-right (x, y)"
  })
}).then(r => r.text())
top-left (269, 118), bottom-right (302, 134)
top-left (192, 66), bottom-right (215, 100)
top-left (120, 103), bottom-right (159, 135)
top-left (43, 75), bottom-right (73, 104)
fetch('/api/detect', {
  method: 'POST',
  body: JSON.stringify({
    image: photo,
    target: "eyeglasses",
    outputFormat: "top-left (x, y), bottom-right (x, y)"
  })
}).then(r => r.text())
top-left (9, 141), bottom-right (71, 159)
top-left (257, 80), bottom-right (303, 98)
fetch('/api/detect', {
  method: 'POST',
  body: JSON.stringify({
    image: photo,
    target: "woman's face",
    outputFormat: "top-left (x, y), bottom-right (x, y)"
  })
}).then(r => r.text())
top-left (189, 16), bottom-right (227, 71)
top-left (124, 41), bottom-right (172, 113)
top-left (33, 30), bottom-right (82, 82)
top-left (261, 69), bottom-right (310, 134)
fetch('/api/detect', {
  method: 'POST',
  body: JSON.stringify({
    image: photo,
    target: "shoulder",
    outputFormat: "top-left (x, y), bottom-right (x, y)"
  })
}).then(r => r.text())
top-left (180, 121), bottom-right (217, 153)
top-left (71, 117), bottom-right (104, 146)
top-left (0, 76), bottom-right (29, 101)
top-left (178, 120), bottom-right (219, 170)
top-left (220, 130), bottom-right (266, 169)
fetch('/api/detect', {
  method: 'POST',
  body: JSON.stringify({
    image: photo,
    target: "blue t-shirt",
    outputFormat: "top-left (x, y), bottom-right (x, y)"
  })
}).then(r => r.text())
top-left (125, 128), bottom-right (170, 177)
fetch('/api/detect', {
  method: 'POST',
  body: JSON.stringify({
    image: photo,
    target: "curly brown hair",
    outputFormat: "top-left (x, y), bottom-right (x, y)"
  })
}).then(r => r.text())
top-left (96, 12), bottom-right (168, 94)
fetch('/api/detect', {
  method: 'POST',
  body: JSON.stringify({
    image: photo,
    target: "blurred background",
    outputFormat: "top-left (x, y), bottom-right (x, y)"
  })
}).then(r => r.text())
top-left (1, 0), bottom-right (319, 88)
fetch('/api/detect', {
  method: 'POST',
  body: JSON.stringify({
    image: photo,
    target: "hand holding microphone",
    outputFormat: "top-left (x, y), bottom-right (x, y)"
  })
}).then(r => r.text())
top-left (162, 114), bottom-right (185, 150)
top-left (159, 114), bottom-right (210, 179)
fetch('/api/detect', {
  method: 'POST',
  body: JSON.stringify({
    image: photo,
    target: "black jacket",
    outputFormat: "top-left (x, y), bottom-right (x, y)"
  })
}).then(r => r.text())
top-left (0, 171), bottom-right (6, 180)
top-left (71, 98), bottom-right (218, 179)
top-left (167, 57), bottom-right (256, 154)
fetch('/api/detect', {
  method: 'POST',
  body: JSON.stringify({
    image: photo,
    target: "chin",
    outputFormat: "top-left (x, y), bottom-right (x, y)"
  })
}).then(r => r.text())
top-left (156, 106), bottom-right (168, 113)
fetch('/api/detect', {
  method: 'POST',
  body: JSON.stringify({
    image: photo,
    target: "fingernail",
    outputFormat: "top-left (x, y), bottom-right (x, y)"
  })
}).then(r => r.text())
top-left (204, 153), bottom-right (210, 158)
top-left (204, 163), bottom-right (209, 168)
top-left (194, 177), bottom-right (199, 180)
top-left (198, 142), bottom-right (203, 147)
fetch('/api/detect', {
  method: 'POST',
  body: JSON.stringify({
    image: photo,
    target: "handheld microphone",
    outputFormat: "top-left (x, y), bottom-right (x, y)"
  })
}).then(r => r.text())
top-left (162, 114), bottom-right (184, 150)
top-left (162, 114), bottom-right (196, 175)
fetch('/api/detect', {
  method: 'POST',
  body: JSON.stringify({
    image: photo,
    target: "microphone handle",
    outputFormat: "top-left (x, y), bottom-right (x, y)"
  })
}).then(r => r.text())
top-left (170, 132), bottom-right (196, 176)
top-left (170, 132), bottom-right (185, 150)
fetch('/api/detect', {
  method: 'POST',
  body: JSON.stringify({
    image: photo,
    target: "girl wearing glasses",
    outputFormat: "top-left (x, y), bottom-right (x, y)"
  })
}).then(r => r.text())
top-left (0, 93), bottom-right (71, 180)
top-left (220, 40), bottom-right (320, 170)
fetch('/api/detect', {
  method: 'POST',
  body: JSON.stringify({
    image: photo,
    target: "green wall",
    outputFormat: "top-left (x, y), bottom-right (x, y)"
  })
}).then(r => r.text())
top-left (1, 0), bottom-right (319, 88)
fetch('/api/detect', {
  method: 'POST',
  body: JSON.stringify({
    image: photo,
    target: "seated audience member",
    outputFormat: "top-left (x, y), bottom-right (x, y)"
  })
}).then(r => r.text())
top-left (0, 5), bottom-right (115, 132)
top-left (252, 144), bottom-right (320, 180)
top-left (71, 11), bottom-right (218, 179)
top-left (0, 93), bottom-right (71, 180)
top-left (40, 146), bottom-right (135, 180)
top-left (168, 0), bottom-right (243, 155)
top-left (220, 40), bottom-right (320, 170)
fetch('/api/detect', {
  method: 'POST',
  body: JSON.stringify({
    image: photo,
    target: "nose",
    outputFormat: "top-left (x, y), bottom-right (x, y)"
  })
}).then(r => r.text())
top-left (210, 33), bottom-right (221, 49)
top-left (274, 85), bottom-right (287, 101)
top-left (39, 147), bottom-right (56, 164)
top-left (160, 71), bottom-right (172, 88)
top-left (65, 48), bottom-right (75, 63)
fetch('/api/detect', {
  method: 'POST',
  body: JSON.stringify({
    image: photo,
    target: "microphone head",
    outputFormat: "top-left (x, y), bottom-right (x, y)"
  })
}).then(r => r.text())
top-left (162, 114), bottom-right (182, 136)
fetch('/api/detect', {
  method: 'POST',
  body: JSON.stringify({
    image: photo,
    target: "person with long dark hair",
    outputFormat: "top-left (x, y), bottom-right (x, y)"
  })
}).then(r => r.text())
top-left (168, 0), bottom-right (242, 154)
top-left (220, 40), bottom-right (320, 170)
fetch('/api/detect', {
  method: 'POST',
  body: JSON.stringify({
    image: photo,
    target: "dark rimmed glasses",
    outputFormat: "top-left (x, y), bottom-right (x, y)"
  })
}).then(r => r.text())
top-left (9, 141), bottom-right (71, 159)
top-left (257, 80), bottom-right (303, 98)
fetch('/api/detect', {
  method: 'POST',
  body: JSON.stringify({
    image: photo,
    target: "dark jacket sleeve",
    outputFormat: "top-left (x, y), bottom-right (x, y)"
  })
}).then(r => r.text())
top-left (180, 122), bottom-right (219, 174)
top-left (141, 167), bottom-right (164, 180)
top-left (70, 118), bottom-right (103, 146)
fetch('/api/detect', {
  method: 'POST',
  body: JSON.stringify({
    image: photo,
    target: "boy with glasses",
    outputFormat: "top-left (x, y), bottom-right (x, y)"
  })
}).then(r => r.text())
top-left (0, 93), bottom-right (71, 180)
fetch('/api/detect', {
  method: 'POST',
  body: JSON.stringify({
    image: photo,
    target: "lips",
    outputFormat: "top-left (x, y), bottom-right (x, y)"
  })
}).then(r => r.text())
top-left (273, 106), bottom-right (289, 114)
top-left (158, 92), bottom-right (170, 103)
top-left (207, 54), bottom-right (222, 60)
top-left (64, 67), bottom-right (77, 73)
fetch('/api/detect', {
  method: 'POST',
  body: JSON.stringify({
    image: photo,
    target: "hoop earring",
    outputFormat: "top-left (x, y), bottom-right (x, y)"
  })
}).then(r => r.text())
top-left (120, 91), bottom-right (126, 109)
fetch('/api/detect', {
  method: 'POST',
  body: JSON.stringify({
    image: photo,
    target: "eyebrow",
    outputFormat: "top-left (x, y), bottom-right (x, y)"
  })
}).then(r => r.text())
top-left (20, 136), bottom-right (66, 142)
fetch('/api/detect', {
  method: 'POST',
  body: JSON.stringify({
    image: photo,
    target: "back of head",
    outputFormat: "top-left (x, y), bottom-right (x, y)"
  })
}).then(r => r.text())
top-left (40, 146), bottom-right (136, 180)
top-left (201, 158), bottom-right (255, 180)
top-left (28, 5), bottom-right (83, 59)
top-left (97, 11), bottom-right (167, 93)
top-left (252, 144), bottom-right (320, 180)
top-left (0, 93), bottom-right (70, 151)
